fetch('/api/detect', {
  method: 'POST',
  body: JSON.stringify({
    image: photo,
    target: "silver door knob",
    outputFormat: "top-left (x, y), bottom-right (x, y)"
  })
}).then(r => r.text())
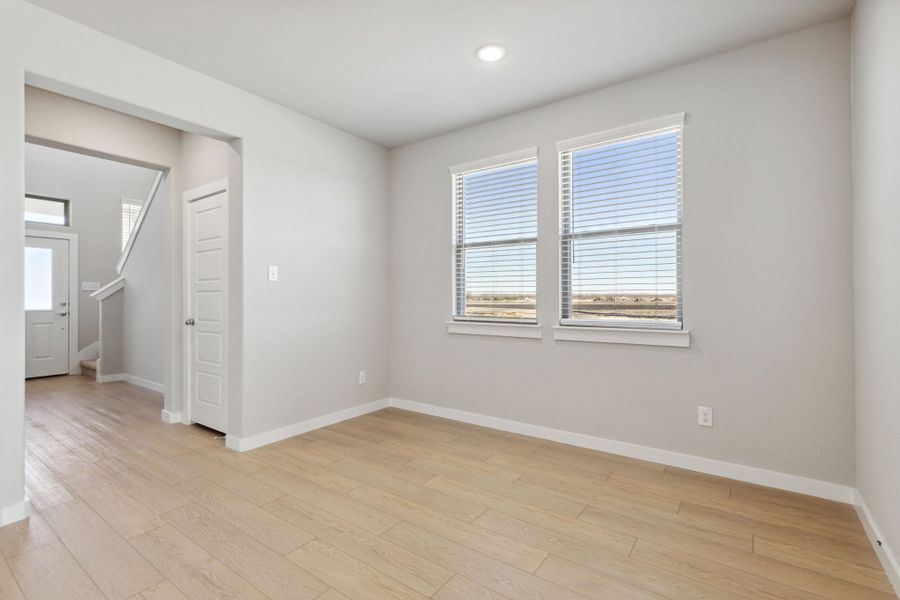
top-left (185, 318), bottom-right (195, 326)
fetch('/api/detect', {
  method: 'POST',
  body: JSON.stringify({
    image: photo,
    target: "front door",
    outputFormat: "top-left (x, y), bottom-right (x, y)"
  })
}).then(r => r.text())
top-left (25, 236), bottom-right (69, 378)
top-left (185, 183), bottom-right (228, 433)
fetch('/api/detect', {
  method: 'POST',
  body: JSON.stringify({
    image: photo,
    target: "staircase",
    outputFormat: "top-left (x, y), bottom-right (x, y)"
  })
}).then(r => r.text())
top-left (80, 358), bottom-right (98, 381)
top-left (88, 277), bottom-right (125, 383)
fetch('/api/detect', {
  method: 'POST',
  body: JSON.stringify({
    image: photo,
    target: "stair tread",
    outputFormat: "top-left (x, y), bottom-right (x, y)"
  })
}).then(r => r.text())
top-left (80, 359), bottom-right (97, 370)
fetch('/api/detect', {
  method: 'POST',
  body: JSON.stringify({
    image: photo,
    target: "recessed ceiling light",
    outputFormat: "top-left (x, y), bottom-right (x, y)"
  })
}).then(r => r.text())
top-left (476, 44), bottom-right (506, 63)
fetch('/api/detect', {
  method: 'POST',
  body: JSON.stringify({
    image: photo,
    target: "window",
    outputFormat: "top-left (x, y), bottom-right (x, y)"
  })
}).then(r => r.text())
top-left (25, 195), bottom-right (69, 226)
top-left (559, 114), bottom-right (683, 329)
top-left (24, 247), bottom-right (53, 311)
top-left (452, 150), bottom-right (538, 323)
top-left (121, 199), bottom-right (143, 251)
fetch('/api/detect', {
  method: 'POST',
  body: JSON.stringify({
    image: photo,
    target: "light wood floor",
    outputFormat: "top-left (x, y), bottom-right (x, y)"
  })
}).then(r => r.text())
top-left (0, 376), bottom-right (893, 600)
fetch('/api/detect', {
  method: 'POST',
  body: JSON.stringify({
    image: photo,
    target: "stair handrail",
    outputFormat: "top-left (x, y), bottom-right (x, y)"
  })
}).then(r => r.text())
top-left (116, 169), bottom-right (165, 274)
top-left (89, 277), bottom-right (125, 301)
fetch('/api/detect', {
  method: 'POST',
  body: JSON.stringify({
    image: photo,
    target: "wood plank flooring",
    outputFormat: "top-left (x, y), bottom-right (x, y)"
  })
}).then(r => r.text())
top-left (0, 375), bottom-right (893, 600)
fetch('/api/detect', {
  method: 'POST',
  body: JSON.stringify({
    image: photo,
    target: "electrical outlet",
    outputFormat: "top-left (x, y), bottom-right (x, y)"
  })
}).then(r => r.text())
top-left (358, 370), bottom-right (367, 385)
top-left (698, 406), bottom-right (713, 427)
top-left (268, 265), bottom-right (279, 282)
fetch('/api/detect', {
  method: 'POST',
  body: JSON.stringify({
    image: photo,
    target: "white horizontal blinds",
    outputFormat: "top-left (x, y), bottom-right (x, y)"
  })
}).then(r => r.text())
top-left (560, 121), bottom-right (683, 328)
top-left (453, 157), bottom-right (538, 322)
top-left (121, 199), bottom-right (142, 251)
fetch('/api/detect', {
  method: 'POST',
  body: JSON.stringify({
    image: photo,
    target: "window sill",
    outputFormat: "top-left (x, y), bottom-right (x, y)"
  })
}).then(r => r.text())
top-left (447, 321), bottom-right (542, 339)
top-left (553, 325), bottom-right (690, 347)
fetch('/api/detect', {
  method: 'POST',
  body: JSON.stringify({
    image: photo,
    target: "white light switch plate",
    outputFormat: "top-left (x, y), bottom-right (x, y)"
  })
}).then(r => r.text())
top-left (268, 266), bottom-right (279, 282)
top-left (358, 370), bottom-right (367, 385)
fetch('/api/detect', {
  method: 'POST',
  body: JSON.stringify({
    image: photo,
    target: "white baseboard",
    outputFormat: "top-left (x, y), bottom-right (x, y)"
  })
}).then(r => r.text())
top-left (225, 398), bottom-right (391, 452)
top-left (0, 498), bottom-right (31, 527)
top-left (161, 409), bottom-right (183, 424)
top-left (123, 374), bottom-right (165, 394)
top-left (216, 393), bottom-right (853, 504)
top-left (854, 490), bottom-right (900, 597)
top-left (96, 372), bottom-right (164, 394)
top-left (96, 373), bottom-right (124, 384)
top-left (387, 397), bottom-right (855, 504)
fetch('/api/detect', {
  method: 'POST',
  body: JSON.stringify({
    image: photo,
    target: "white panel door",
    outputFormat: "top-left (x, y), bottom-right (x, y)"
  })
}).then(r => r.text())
top-left (186, 186), bottom-right (228, 433)
top-left (25, 236), bottom-right (69, 378)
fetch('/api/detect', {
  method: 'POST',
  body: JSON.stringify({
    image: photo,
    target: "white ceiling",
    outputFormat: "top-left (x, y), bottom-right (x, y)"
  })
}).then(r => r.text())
top-left (26, 0), bottom-right (853, 147)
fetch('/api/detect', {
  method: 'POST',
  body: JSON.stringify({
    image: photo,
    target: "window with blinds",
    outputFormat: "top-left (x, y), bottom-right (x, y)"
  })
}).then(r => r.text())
top-left (559, 114), bottom-right (683, 329)
top-left (121, 199), bottom-right (143, 251)
top-left (452, 151), bottom-right (538, 322)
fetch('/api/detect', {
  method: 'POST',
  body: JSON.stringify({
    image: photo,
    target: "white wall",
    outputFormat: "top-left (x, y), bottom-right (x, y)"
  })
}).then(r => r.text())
top-left (852, 0), bottom-right (900, 589)
top-left (25, 142), bottom-right (158, 350)
top-left (389, 19), bottom-right (854, 486)
top-left (0, 0), bottom-right (389, 519)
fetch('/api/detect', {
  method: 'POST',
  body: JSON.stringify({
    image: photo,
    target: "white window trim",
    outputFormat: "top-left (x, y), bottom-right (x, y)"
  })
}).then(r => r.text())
top-left (450, 147), bottom-right (540, 325)
top-left (447, 320), bottom-right (543, 339)
top-left (25, 194), bottom-right (70, 227)
top-left (553, 325), bottom-right (690, 347)
top-left (556, 113), bottom-right (685, 153)
top-left (558, 112), bottom-right (685, 332)
top-left (449, 147), bottom-right (538, 175)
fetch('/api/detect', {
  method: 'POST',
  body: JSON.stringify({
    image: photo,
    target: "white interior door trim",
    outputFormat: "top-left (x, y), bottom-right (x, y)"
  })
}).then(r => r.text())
top-left (25, 229), bottom-right (79, 375)
top-left (182, 178), bottom-right (229, 429)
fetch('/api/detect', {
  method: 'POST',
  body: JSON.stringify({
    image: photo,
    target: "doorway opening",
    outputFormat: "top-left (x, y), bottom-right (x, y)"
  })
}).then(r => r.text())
top-left (22, 84), bottom-right (240, 440)
top-left (24, 143), bottom-right (164, 383)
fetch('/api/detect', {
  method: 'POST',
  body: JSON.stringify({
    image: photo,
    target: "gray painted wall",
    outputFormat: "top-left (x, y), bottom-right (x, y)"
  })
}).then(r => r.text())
top-left (239, 121), bottom-right (390, 438)
top-left (852, 0), bottom-right (900, 583)
top-left (24, 142), bottom-right (157, 350)
top-left (388, 20), bottom-right (854, 485)
top-left (98, 289), bottom-right (123, 376)
top-left (180, 132), bottom-right (231, 190)
top-left (121, 181), bottom-right (168, 386)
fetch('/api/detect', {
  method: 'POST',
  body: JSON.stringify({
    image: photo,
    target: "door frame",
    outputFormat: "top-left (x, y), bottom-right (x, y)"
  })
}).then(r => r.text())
top-left (181, 178), bottom-right (229, 430)
top-left (25, 229), bottom-right (79, 376)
